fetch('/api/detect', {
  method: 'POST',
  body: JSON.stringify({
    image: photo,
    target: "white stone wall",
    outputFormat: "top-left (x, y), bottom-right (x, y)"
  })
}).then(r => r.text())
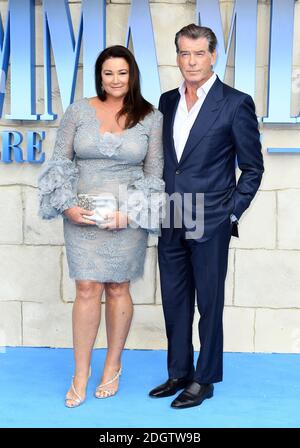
top-left (1, 0), bottom-right (300, 353)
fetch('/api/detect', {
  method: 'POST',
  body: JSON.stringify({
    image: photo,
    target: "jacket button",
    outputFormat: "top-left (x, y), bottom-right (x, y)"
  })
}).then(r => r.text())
top-left (175, 170), bottom-right (180, 175)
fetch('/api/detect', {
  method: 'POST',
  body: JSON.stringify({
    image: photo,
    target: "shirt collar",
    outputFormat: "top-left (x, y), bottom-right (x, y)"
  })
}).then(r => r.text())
top-left (178, 72), bottom-right (217, 98)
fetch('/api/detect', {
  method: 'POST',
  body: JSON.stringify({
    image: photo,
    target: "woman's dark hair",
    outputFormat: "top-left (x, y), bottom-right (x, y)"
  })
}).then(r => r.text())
top-left (95, 45), bottom-right (154, 129)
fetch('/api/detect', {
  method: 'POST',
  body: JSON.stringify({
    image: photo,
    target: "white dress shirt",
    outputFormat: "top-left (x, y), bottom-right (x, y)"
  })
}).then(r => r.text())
top-left (173, 72), bottom-right (217, 162)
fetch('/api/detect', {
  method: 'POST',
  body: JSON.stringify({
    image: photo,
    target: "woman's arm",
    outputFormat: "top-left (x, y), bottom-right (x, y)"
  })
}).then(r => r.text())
top-left (37, 102), bottom-right (95, 225)
top-left (121, 109), bottom-right (166, 234)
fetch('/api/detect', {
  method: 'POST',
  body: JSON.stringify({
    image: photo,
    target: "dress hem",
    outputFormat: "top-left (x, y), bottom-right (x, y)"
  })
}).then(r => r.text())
top-left (69, 274), bottom-right (143, 283)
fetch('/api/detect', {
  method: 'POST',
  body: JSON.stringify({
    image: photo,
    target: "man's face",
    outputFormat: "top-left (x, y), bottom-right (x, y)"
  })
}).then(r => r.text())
top-left (176, 36), bottom-right (217, 86)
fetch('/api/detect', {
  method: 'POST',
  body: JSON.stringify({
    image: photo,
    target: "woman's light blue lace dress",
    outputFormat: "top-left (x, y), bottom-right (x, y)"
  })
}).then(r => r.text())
top-left (37, 98), bottom-right (164, 282)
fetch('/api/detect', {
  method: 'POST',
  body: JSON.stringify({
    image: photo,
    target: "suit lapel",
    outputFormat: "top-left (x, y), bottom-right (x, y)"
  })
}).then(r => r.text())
top-left (178, 77), bottom-right (227, 166)
top-left (163, 90), bottom-right (180, 165)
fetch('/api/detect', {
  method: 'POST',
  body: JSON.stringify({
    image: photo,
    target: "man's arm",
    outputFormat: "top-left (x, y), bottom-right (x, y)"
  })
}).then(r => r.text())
top-left (231, 94), bottom-right (264, 220)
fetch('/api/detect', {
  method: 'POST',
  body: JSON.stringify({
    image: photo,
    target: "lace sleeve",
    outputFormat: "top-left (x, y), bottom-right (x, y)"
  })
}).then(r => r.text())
top-left (121, 109), bottom-right (166, 235)
top-left (37, 102), bottom-right (79, 219)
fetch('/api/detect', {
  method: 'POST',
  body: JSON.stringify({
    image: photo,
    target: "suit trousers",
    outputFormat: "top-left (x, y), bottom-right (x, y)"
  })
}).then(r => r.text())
top-left (158, 217), bottom-right (232, 384)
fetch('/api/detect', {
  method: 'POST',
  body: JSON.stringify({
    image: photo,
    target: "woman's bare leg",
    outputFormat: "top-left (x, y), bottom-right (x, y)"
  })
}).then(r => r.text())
top-left (65, 280), bottom-right (104, 407)
top-left (95, 281), bottom-right (133, 397)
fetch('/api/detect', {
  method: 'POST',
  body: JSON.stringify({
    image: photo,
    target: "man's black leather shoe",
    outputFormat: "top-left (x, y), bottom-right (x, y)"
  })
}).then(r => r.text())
top-left (149, 378), bottom-right (190, 398)
top-left (171, 382), bottom-right (214, 409)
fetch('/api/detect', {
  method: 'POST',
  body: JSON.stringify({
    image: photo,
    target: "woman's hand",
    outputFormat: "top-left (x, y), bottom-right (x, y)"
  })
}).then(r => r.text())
top-left (63, 206), bottom-right (97, 225)
top-left (100, 211), bottom-right (129, 230)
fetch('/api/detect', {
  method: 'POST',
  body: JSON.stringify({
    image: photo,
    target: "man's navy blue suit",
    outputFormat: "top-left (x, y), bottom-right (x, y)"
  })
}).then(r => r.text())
top-left (158, 76), bottom-right (264, 384)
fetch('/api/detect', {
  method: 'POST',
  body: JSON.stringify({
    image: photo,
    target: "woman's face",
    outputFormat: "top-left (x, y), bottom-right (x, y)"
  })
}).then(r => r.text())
top-left (101, 57), bottom-right (130, 99)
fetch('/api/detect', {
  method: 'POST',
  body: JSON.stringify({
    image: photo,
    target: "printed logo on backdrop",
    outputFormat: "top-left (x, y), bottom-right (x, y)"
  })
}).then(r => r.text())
top-left (0, 0), bottom-right (299, 164)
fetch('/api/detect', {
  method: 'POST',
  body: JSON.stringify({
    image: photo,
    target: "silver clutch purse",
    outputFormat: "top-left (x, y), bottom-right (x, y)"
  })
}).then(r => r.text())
top-left (77, 193), bottom-right (117, 225)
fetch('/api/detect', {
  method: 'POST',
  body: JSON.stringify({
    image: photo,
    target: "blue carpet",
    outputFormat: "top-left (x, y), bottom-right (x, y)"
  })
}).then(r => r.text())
top-left (0, 348), bottom-right (299, 428)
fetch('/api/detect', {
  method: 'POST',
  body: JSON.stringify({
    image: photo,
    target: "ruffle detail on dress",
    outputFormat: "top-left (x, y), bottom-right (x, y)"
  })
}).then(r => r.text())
top-left (99, 132), bottom-right (122, 157)
top-left (37, 159), bottom-right (79, 219)
top-left (120, 174), bottom-right (166, 235)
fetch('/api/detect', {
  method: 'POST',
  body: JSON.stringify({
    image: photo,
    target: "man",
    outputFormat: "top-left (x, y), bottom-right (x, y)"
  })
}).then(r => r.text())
top-left (149, 24), bottom-right (264, 409)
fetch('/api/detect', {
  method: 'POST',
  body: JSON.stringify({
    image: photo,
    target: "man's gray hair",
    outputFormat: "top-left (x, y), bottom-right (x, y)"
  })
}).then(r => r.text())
top-left (175, 24), bottom-right (217, 54)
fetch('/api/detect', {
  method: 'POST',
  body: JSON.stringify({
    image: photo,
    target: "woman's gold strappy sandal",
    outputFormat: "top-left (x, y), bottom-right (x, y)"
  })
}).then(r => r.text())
top-left (65, 366), bottom-right (92, 408)
top-left (94, 366), bottom-right (122, 399)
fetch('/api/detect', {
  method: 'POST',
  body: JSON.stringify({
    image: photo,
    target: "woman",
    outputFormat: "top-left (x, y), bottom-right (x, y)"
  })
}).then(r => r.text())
top-left (38, 45), bottom-right (164, 407)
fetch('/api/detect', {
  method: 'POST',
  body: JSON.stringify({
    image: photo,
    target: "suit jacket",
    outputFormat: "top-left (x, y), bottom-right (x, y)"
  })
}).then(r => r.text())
top-left (159, 76), bottom-right (264, 242)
